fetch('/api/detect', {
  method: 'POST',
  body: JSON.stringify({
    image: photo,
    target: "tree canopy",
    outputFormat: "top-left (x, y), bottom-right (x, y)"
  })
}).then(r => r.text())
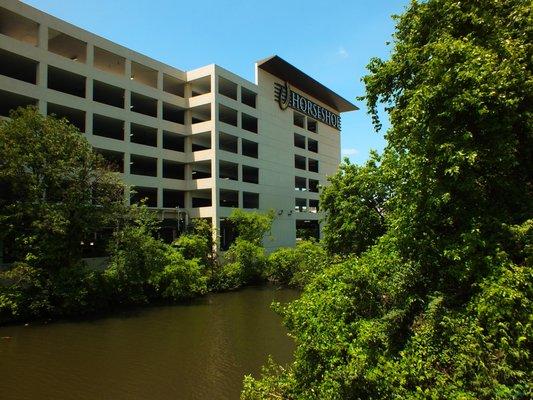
top-left (0, 107), bottom-right (125, 269)
top-left (243, 0), bottom-right (532, 398)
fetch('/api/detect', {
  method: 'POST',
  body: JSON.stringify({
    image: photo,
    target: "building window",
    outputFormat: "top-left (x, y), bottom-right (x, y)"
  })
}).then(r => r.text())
top-left (308, 138), bottom-right (318, 153)
top-left (219, 132), bottom-right (238, 153)
top-left (93, 114), bottom-right (124, 141)
top-left (242, 113), bottom-right (258, 133)
top-left (94, 46), bottom-right (125, 76)
top-left (0, 90), bottom-right (37, 118)
top-left (93, 80), bottom-right (124, 108)
top-left (243, 192), bottom-right (259, 209)
top-left (242, 139), bottom-right (258, 158)
top-left (47, 103), bottom-right (85, 132)
top-left (163, 102), bottom-right (185, 124)
top-left (48, 28), bottom-right (87, 63)
top-left (0, 49), bottom-right (38, 84)
top-left (309, 179), bottom-right (319, 193)
top-left (309, 199), bottom-right (319, 213)
top-left (163, 131), bottom-right (185, 152)
top-left (242, 165), bottom-right (259, 184)
top-left (48, 66), bottom-right (86, 98)
top-left (0, 7), bottom-right (39, 46)
top-left (295, 198), bottom-right (307, 212)
top-left (130, 123), bottom-right (157, 147)
top-left (163, 160), bottom-right (185, 180)
top-left (130, 186), bottom-right (157, 207)
top-left (131, 61), bottom-right (157, 88)
top-left (294, 133), bottom-right (306, 149)
top-left (218, 76), bottom-right (238, 100)
top-left (190, 75), bottom-right (211, 97)
top-left (163, 73), bottom-right (185, 97)
top-left (295, 155), bottom-right (306, 170)
top-left (131, 92), bottom-right (157, 117)
top-left (294, 112), bottom-right (305, 128)
top-left (220, 189), bottom-right (239, 208)
top-left (295, 176), bottom-right (307, 191)
top-left (163, 189), bottom-right (185, 208)
top-left (241, 87), bottom-right (257, 108)
top-left (219, 104), bottom-right (238, 126)
top-left (307, 119), bottom-right (317, 133)
top-left (130, 155), bottom-right (157, 177)
top-left (219, 161), bottom-right (239, 181)
top-left (308, 158), bottom-right (319, 173)
top-left (95, 148), bottom-right (124, 173)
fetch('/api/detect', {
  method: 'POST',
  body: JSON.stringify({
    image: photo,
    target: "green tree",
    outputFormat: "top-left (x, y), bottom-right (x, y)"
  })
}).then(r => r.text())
top-left (243, 1), bottom-right (532, 398)
top-left (227, 208), bottom-right (274, 246)
top-left (0, 107), bottom-right (125, 269)
top-left (321, 151), bottom-right (390, 256)
top-left (267, 240), bottom-right (327, 287)
top-left (173, 218), bottom-right (216, 269)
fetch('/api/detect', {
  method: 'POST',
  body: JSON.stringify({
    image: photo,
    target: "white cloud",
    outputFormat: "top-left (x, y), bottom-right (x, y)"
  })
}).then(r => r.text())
top-left (337, 46), bottom-right (349, 59)
top-left (341, 148), bottom-right (359, 156)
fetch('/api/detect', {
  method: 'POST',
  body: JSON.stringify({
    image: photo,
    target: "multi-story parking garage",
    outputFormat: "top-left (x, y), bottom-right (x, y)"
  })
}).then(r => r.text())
top-left (0, 0), bottom-right (357, 251)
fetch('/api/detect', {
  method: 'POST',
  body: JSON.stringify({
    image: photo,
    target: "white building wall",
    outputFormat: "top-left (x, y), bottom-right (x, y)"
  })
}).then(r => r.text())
top-left (0, 0), bottom-right (350, 252)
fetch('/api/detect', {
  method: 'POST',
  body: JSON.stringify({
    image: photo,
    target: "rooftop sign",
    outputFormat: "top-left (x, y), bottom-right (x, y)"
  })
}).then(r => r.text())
top-left (274, 81), bottom-right (341, 130)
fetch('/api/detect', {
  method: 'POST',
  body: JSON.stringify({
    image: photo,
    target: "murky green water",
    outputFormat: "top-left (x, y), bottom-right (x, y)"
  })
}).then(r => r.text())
top-left (0, 287), bottom-right (298, 400)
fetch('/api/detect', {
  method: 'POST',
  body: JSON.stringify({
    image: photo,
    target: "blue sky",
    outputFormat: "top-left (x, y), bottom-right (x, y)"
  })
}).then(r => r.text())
top-left (25, 0), bottom-right (408, 165)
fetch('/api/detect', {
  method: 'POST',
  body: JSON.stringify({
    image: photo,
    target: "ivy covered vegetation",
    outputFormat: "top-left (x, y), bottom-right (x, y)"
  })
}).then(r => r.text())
top-left (243, 0), bottom-right (532, 398)
top-left (0, 107), bottom-right (320, 324)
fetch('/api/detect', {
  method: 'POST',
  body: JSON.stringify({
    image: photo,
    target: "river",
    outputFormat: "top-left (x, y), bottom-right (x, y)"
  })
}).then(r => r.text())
top-left (0, 287), bottom-right (298, 400)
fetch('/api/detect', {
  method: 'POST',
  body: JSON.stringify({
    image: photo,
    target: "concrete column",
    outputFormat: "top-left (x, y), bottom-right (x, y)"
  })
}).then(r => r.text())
top-left (157, 158), bottom-right (163, 178)
top-left (86, 43), bottom-right (94, 68)
top-left (184, 82), bottom-right (192, 98)
top-left (157, 187), bottom-right (163, 209)
top-left (125, 59), bottom-right (132, 80)
top-left (185, 135), bottom-right (193, 153)
top-left (185, 163), bottom-right (192, 180)
top-left (157, 71), bottom-right (163, 91)
top-left (124, 121), bottom-right (131, 143)
top-left (38, 23), bottom-right (47, 50)
top-left (84, 109), bottom-right (92, 135)
top-left (184, 109), bottom-right (192, 126)
top-left (124, 153), bottom-right (131, 174)
top-left (37, 61), bottom-right (47, 114)
top-left (157, 128), bottom-right (163, 149)
top-left (157, 99), bottom-right (163, 120)
top-left (85, 46), bottom-right (93, 134)
top-left (124, 89), bottom-right (131, 112)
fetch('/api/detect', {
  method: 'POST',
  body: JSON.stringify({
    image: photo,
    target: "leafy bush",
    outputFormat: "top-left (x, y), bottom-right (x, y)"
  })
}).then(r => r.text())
top-left (104, 206), bottom-right (168, 305)
top-left (267, 240), bottom-right (328, 287)
top-left (214, 262), bottom-right (245, 291)
top-left (0, 263), bottom-right (52, 322)
top-left (227, 209), bottom-right (274, 245)
top-left (224, 238), bottom-right (267, 285)
top-left (173, 218), bottom-right (216, 269)
top-left (149, 251), bottom-right (207, 301)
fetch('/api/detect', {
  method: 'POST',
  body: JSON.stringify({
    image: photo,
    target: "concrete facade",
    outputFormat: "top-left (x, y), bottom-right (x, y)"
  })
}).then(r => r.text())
top-left (0, 0), bottom-right (357, 251)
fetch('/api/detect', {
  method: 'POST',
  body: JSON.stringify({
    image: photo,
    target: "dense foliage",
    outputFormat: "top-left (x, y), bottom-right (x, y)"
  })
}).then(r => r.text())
top-left (321, 151), bottom-right (390, 256)
top-left (0, 110), bottom-right (208, 323)
top-left (267, 240), bottom-right (327, 288)
top-left (0, 107), bottom-right (125, 269)
top-left (243, 0), bottom-right (532, 398)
